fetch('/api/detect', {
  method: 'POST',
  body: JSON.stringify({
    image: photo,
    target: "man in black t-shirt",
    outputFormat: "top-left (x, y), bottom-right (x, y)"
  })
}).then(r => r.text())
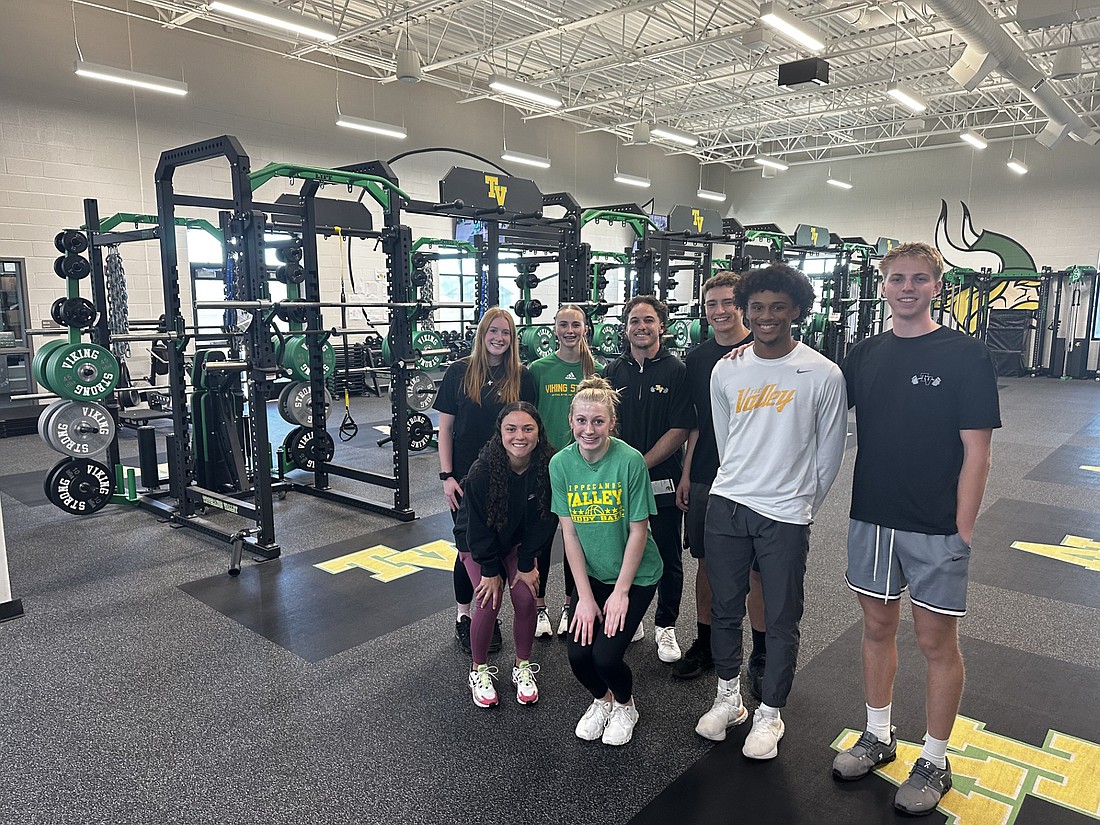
top-left (604, 296), bottom-right (696, 663)
top-left (673, 273), bottom-right (765, 690)
top-left (832, 243), bottom-right (1000, 817)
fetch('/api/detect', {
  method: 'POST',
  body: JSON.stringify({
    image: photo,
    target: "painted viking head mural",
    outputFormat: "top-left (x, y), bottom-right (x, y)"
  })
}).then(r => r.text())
top-left (933, 200), bottom-right (1040, 332)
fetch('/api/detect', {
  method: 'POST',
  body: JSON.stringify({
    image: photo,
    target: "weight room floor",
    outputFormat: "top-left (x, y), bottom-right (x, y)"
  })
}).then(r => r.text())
top-left (1, 378), bottom-right (1098, 825)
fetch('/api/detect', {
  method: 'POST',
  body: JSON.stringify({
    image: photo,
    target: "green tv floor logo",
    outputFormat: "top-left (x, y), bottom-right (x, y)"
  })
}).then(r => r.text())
top-left (315, 540), bottom-right (457, 582)
top-left (832, 716), bottom-right (1100, 824)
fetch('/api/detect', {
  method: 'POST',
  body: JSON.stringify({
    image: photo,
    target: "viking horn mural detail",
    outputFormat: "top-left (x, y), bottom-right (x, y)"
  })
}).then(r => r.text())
top-left (934, 201), bottom-right (1040, 333)
top-left (936, 200), bottom-right (1037, 275)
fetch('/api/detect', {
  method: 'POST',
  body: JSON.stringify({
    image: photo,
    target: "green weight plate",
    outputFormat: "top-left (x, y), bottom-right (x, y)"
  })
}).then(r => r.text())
top-left (413, 329), bottom-right (445, 370)
top-left (381, 336), bottom-right (394, 366)
top-left (43, 457), bottom-right (115, 515)
top-left (669, 319), bottom-right (691, 349)
top-left (281, 429), bottom-right (299, 471)
top-left (33, 340), bottom-right (68, 393)
top-left (689, 318), bottom-right (710, 344)
top-left (45, 400), bottom-right (115, 457)
top-left (592, 323), bottom-right (622, 356)
top-left (283, 335), bottom-right (336, 381)
top-left (46, 343), bottom-right (120, 401)
top-left (287, 381), bottom-right (333, 427)
top-left (519, 326), bottom-right (555, 361)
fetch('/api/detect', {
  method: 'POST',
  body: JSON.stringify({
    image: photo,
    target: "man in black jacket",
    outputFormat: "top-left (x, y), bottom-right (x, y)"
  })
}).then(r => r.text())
top-left (604, 296), bottom-right (695, 663)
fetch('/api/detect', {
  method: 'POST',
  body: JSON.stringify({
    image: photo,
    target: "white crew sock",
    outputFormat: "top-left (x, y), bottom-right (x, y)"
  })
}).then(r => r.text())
top-left (866, 703), bottom-right (893, 743)
top-left (919, 733), bottom-right (950, 769)
top-left (758, 702), bottom-right (781, 720)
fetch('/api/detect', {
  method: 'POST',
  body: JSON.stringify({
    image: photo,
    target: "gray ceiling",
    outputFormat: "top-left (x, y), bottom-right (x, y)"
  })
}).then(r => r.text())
top-left (85, 1), bottom-right (1100, 170)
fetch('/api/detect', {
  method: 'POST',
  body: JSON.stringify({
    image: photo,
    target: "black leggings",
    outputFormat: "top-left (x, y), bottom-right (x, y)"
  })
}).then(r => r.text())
top-left (567, 577), bottom-right (657, 704)
top-left (534, 534), bottom-right (575, 601)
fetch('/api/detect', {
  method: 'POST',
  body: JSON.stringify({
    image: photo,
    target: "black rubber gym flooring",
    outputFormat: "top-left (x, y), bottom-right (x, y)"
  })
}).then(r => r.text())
top-left (631, 621), bottom-right (1100, 825)
top-left (1, 379), bottom-right (1098, 825)
top-left (180, 512), bottom-right (461, 662)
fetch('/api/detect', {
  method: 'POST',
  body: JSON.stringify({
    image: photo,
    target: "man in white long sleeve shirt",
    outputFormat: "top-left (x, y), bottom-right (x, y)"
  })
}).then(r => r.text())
top-left (694, 264), bottom-right (848, 761)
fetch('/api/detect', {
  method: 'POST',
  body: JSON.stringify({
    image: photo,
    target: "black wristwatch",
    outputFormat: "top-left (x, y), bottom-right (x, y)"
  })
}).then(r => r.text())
top-left (439, 471), bottom-right (454, 481)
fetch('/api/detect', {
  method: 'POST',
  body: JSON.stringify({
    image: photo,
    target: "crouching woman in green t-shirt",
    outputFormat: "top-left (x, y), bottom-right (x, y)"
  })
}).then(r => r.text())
top-left (549, 376), bottom-right (663, 746)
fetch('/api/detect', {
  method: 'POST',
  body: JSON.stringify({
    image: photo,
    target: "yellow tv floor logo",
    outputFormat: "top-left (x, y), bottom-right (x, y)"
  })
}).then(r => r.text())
top-left (1011, 534), bottom-right (1100, 572)
top-left (314, 540), bottom-right (457, 582)
top-left (832, 716), bottom-right (1100, 824)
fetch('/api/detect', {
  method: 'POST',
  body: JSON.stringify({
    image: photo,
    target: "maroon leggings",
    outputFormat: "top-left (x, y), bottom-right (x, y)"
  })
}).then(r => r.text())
top-left (460, 548), bottom-right (537, 665)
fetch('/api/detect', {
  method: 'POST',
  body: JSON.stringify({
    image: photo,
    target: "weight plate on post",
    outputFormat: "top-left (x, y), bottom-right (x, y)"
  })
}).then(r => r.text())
top-left (45, 400), bottom-right (115, 457)
top-left (37, 399), bottom-right (70, 446)
top-left (285, 426), bottom-right (335, 471)
top-left (54, 229), bottom-right (88, 255)
top-left (689, 318), bottom-right (709, 344)
top-left (32, 340), bottom-right (69, 394)
top-left (43, 457), bottom-right (115, 515)
top-left (669, 319), bottom-right (691, 349)
top-left (58, 297), bottom-right (98, 328)
top-left (287, 382), bottom-right (334, 427)
top-left (406, 411), bottom-right (434, 452)
top-left (53, 254), bottom-right (91, 280)
top-left (277, 381), bottom-right (297, 424)
top-left (46, 343), bottom-right (120, 401)
top-left (393, 369), bottom-right (437, 412)
top-left (283, 335), bottom-right (336, 381)
top-left (592, 323), bottom-right (622, 356)
top-left (51, 297), bottom-right (67, 327)
top-left (519, 326), bottom-right (555, 361)
top-left (413, 329), bottom-right (445, 369)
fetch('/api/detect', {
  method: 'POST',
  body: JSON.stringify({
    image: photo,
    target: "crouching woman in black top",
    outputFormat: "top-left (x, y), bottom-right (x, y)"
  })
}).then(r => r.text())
top-left (454, 401), bottom-right (557, 708)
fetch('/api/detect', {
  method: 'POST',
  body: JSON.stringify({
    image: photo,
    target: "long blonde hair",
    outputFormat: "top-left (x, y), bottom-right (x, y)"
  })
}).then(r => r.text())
top-left (464, 307), bottom-right (523, 405)
top-left (570, 375), bottom-right (619, 422)
top-left (555, 304), bottom-right (598, 379)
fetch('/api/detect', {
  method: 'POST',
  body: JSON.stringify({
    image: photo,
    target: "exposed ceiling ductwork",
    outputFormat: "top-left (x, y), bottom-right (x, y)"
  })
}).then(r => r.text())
top-left (925, 0), bottom-right (1100, 145)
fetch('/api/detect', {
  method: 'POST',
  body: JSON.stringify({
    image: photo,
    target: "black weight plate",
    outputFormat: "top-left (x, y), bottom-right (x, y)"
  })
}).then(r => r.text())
top-left (288, 427), bottom-right (334, 471)
top-left (59, 297), bottom-right (97, 328)
top-left (51, 297), bottom-right (67, 326)
top-left (54, 229), bottom-right (88, 255)
top-left (44, 457), bottom-right (114, 515)
top-left (407, 412), bottom-right (434, 452)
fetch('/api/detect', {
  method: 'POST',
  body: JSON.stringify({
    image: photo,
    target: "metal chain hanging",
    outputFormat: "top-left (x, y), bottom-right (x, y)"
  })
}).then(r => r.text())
top-left (104, 245), bottom-right (131, 360)
top-left (419, 259), bottom-right (434, 330)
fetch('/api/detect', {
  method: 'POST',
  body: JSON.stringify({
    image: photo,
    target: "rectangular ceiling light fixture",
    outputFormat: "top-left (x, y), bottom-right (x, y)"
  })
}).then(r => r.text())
top-left (650, 124), bottom-right (699, 147)
top-left (501, 149), bottom-right (551, 169)
top-left (697, 188), bottom-right (726, 202)
top-left (614, 172), bottom-right (651, 188)
top-left (1006, 156), bottom-right (1028, 174)
top-left (74, 60), bottom-right (188, 96)
top-left (887, 81), bottom-right (929, 113)
top-left (753, 153), bottom-right (789, 171)
top-left (759, 2), bottom-right (825, 53)
top-left (826, 177), bottom-right (853, 189)
top-left (209, 0), bottom-right (339, 41)
top-left (960, 129), bottom-right (988, 149)
top-left (336, 114), bottom-right (407, 140)
top-left (488, 74), bottom-right (563, 108)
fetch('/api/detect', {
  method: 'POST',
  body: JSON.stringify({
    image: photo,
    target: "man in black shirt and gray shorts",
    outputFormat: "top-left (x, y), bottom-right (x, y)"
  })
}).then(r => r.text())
top-left (832, 242), bottom-right (1000, 817)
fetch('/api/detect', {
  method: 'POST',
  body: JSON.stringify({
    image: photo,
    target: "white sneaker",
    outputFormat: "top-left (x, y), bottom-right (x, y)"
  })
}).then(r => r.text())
top-left (630, 622), bottom-right (644, 643)
top-left (511, 661), bottom-right (540, 704)
top-left (557, 605), bottom-right (571, 636)
top-left (535, 607), bottom-right (554, 638)
top-left (742, 709), bottom-right (785, 759)
top-left (468, 665), bottom-right (498, 708)
top-left (602, 701), bottom-right (640, 746)
top-left (575, 698), bottom-right (612, 741)
top-left (695, 687), bottom-right (748, 741)
top-left (655, 626), bottom-right (682, 662)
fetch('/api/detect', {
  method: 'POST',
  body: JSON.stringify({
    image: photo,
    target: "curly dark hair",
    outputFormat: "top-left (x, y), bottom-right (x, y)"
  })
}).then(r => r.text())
top-left (482, 401), bottom-right (555, 530)
top-left (734, 263), bottom-right (817, 322)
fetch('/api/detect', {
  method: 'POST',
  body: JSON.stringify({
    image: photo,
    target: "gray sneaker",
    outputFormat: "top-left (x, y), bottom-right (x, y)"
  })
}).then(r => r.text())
top-left (832, 727), bottom-right (897, 781)
top-left (894, 757), bottom-right (952, 816)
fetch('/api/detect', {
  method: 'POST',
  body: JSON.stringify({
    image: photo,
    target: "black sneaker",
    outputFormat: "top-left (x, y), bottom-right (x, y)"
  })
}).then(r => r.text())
top-left (894, 757), bottom-right (952, 816)
top-left (670, 637), bottom-right (713, 680)
top-left (832, 728), bottom-right (897, 781)
top-left (455, 615), bottom-right (472, 654)
top-left (747, 655), bottom-right (765, 701)
top-left (489, 618), bottom-right (503, 653)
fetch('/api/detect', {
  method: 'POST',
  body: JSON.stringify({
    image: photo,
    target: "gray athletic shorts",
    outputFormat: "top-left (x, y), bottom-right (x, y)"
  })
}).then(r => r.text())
top-left (845, 519), bottom-right (970, 617)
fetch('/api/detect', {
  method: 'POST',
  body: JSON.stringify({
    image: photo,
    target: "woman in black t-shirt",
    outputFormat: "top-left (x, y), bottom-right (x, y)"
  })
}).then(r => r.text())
top-left (434, 307), bottom-right (537, 651)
